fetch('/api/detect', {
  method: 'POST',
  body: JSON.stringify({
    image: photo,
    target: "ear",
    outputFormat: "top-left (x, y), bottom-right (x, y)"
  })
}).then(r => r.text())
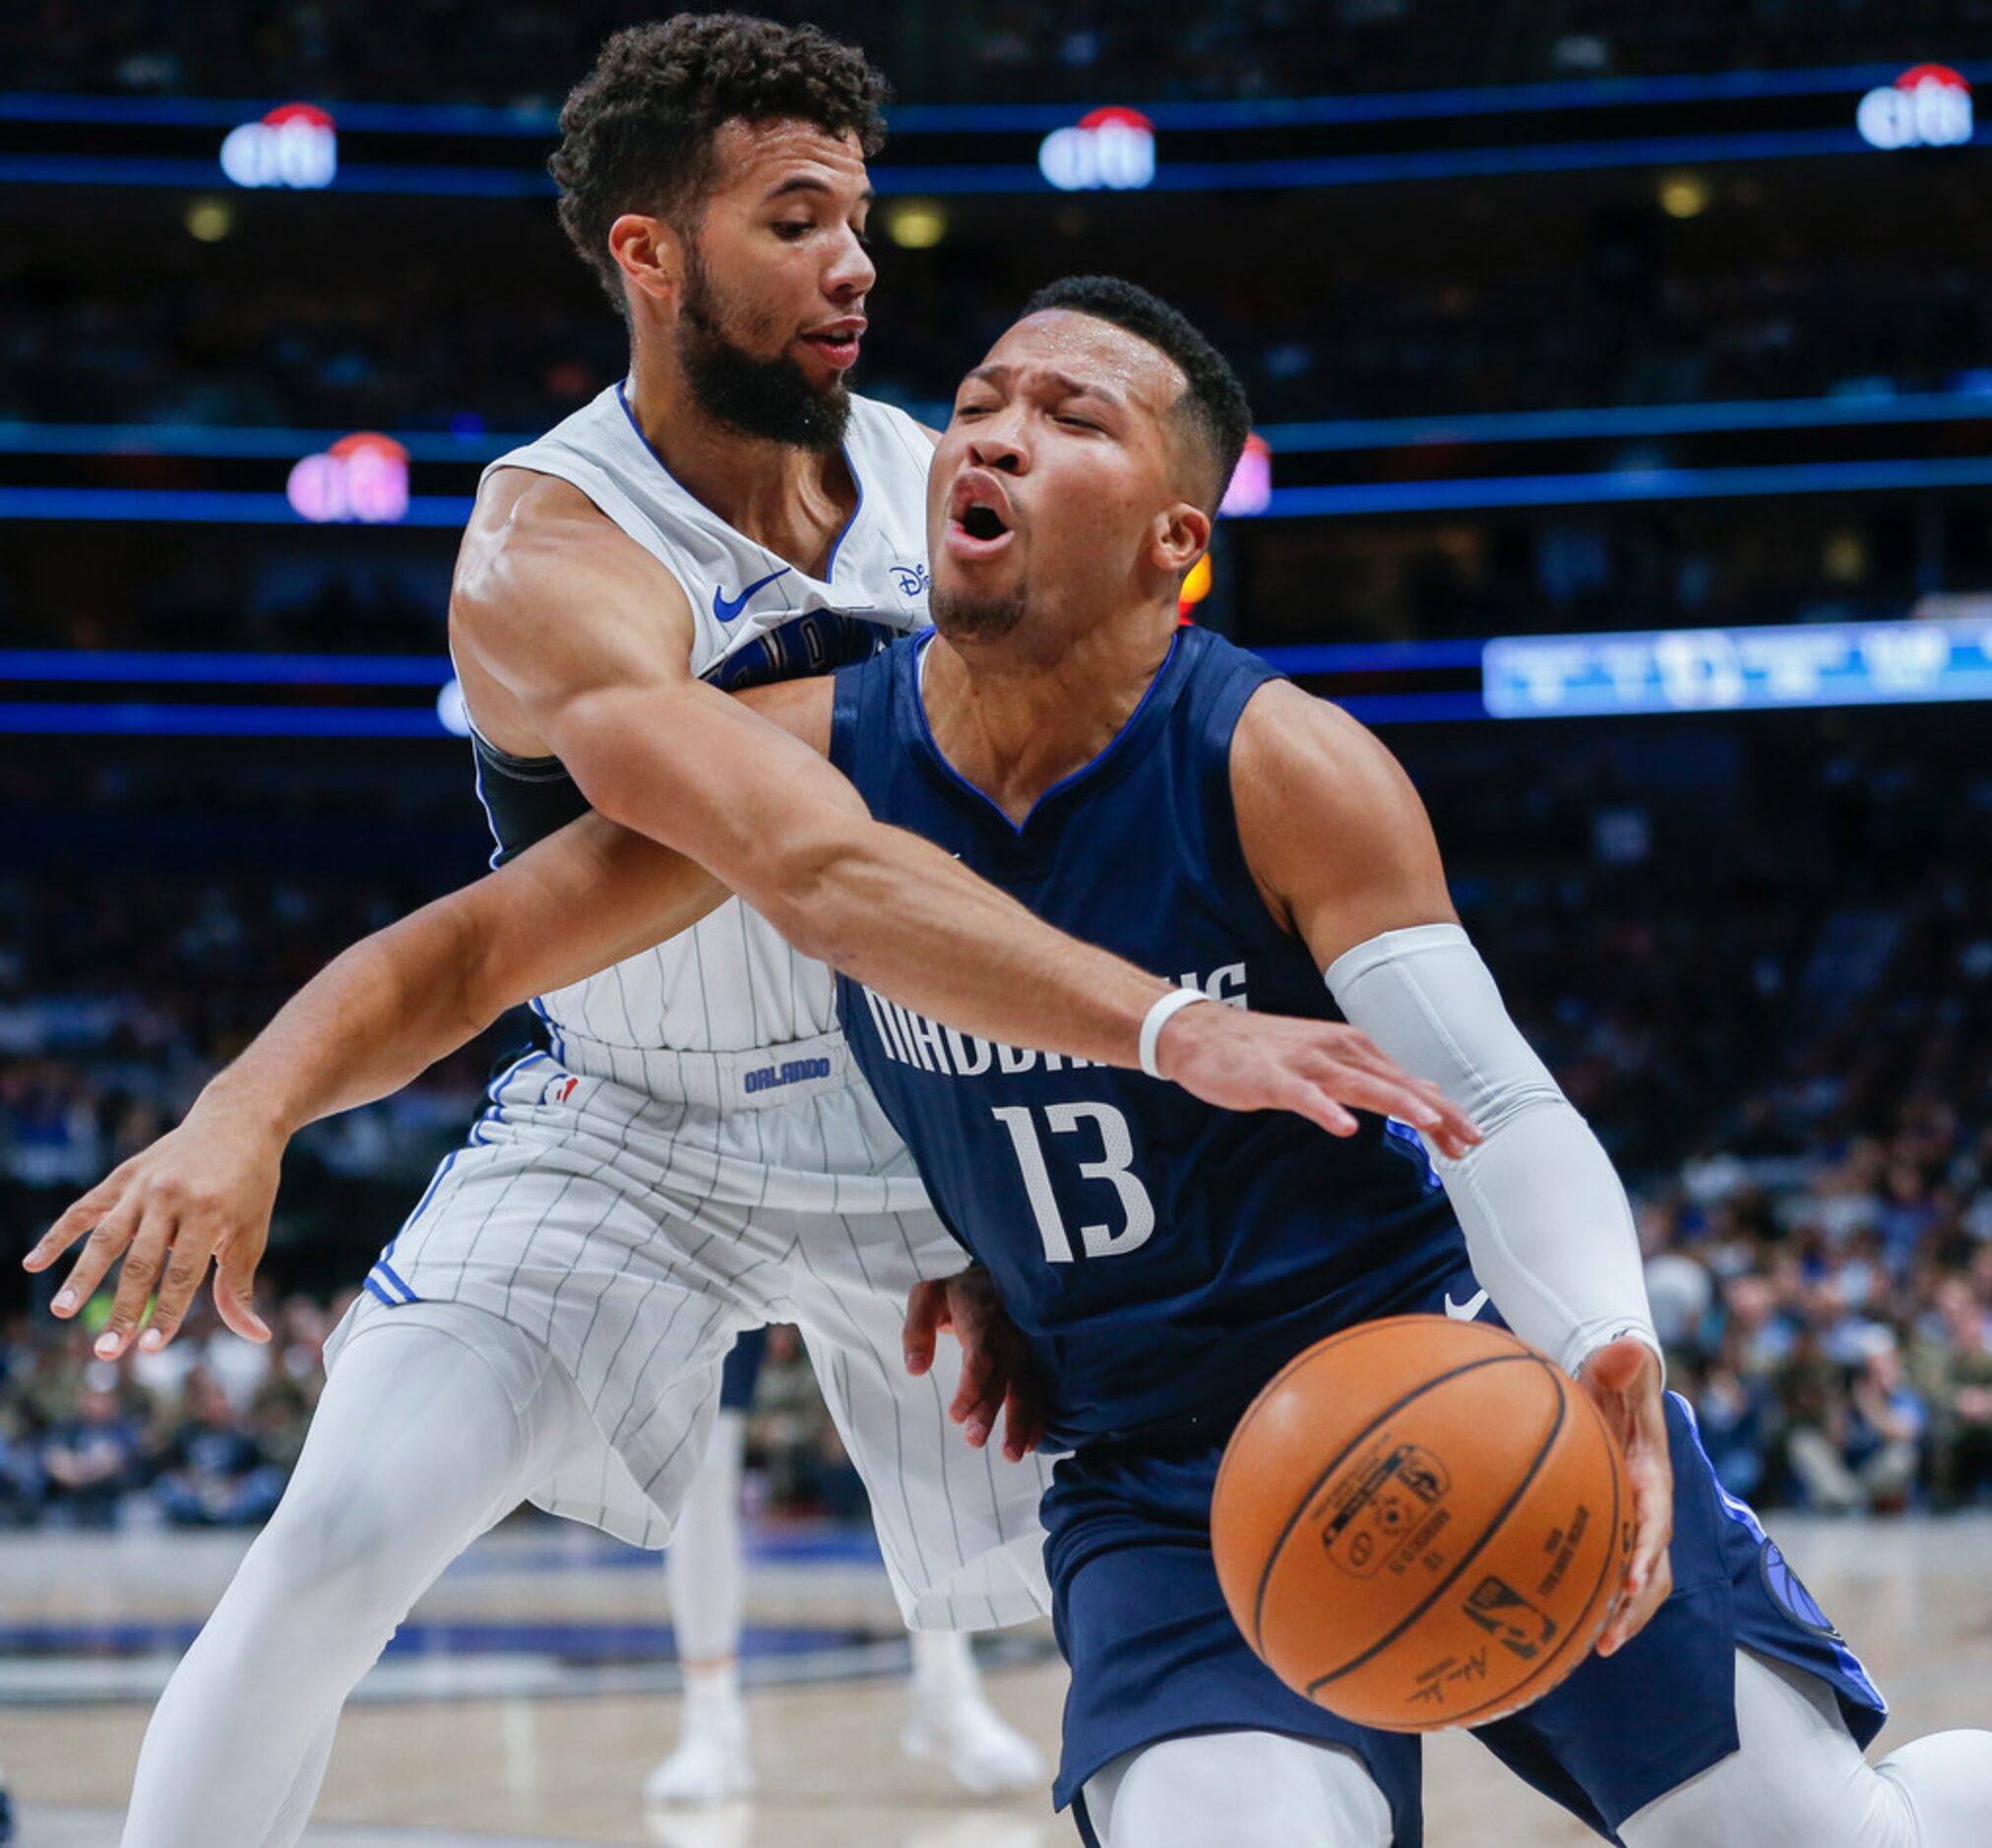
top-left (607, 214), bottom-right (686, 312)
top-left (1150, 500), bottom-right (1213, 579)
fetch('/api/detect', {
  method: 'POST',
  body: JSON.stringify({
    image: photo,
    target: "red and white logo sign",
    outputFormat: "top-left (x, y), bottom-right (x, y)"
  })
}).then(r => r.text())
top-left (1038, 107), bottom-right (1156, 192)
top-left (221, 102), bottom-right (339, 189)
top-left (286, 433), bottom-right (409, 524)
top-left (1219, 433), bottom-right (1274, 518)
top-left (1856, 64), bottom-right (1973, 152)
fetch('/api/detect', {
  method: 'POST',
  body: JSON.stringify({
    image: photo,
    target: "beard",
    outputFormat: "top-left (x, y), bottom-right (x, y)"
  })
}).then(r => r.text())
top-left (930, 578), bottom-right (1028, 642)
top-left (677, 247), bottom-right (850, 451)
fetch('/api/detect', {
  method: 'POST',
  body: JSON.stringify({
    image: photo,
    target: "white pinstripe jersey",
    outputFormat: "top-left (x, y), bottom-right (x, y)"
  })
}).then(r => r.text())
top-left (478, 382), bottom-right (936, 1079)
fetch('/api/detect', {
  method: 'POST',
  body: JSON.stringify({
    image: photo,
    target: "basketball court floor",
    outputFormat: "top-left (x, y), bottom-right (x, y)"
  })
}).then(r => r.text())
top-left (2, 1513), bottom-right (1986, 1845)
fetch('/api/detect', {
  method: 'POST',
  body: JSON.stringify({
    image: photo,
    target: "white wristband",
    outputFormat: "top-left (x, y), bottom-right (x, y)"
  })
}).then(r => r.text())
top-left (1139, 986), bottom-right (1213, 1078)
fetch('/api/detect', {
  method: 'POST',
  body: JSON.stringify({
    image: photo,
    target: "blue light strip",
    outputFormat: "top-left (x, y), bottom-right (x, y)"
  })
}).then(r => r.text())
top-left (2, 124), bottom-right (1967, 198)
top-left (11, 61), bottom-right (1992, 137)
top-left (0, 703), bottom-right (449, 737)
top-left (1253, 640), bottom-right (1485, 674)
top-left (1257, 454), bottom-right (1992, 519)
top-left (12, 457), bottom-right (1992, 526)
top-left (0, 422), bottom-right (527, 461)
top-left (0, 487), bottom-right (475, 525)
top-left (1259, 389), bottom-right (1992, 454)
top-left (9, 386), bottom-right (1992, 466)
top-left (0, 649), bottom-right (450, 685)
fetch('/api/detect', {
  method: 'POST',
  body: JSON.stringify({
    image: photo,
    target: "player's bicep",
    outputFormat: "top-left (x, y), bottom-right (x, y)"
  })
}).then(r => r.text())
top-left (452, 476), bottom-right (700, 736)
top-left (1231, 680), bottom-right (1456, 971)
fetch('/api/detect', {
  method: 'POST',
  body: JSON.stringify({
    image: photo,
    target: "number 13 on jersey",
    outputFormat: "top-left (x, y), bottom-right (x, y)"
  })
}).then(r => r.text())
top-left (991, 1103), bottom-right (1156, 1262)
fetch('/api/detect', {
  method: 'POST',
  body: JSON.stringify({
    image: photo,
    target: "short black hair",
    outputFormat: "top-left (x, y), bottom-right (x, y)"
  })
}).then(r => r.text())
top-left (1022, 276), bottom-right (1252, 511)
top-left (552, 14), bottom-right (890, 310)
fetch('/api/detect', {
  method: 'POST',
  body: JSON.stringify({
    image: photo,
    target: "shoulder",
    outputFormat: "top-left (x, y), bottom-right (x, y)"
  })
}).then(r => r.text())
top-left (1228, 676), bottom-right (1449, 941)
top-left (1230, 676), bottom-right (1426, 830)
top-left (455, 468), bottom-right (691, 630)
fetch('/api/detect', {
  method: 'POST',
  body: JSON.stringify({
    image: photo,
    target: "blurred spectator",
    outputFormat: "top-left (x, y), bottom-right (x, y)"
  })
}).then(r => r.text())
top-left (41, 1377), bottom-right (144, 1528)
top-left (153, 1370), bottom-right (286, 1528)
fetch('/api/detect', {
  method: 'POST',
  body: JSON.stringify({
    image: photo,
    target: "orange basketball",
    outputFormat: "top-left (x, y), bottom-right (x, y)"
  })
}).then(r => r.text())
top-left (1212, 1316), bottom-right (1632, 1733)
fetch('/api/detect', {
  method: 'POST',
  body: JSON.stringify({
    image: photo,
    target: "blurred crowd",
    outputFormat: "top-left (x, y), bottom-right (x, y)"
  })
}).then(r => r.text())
top-left (10, 237), bottom-right (1988, 438)
top-left (4, 717), bottom-right (1988, 1522)
top-left (6, 0), bottom-right (1985, 107)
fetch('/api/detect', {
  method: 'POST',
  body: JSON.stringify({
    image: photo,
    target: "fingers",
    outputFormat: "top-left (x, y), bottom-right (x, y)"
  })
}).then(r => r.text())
top-left (1000, 1376), bottom-right (1046, 1461)
top-left (93, 1197), bottom-right (176, 1361)
top-left (949, 1309), bottom-right (1003, 1448)
top-left (25, 1172), bottom-right (130, 1273)
top-left (139, 1219), bottom-right (224, 1354)
top-left (1292, 1086), bottom-right (1362, 1139)
top-left (50, 1196), bottom-right (145, 1320)
top-left (212, 1241), bottom-right (273, 1345)
top-left (903, 1280), bottom-right (947, 1377)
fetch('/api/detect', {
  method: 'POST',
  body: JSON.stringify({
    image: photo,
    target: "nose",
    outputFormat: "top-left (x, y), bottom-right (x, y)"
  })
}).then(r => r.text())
top-left (966, 421), bottom-right (1027, 474)
top-left (826, 223), bottom-right (875, 301)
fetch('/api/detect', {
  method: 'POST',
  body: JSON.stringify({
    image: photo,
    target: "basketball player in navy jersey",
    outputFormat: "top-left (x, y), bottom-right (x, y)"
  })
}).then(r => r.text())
top-left (25, 23), bottom-right (1471, 1845)
top-left (44, 274), bottom-right (1989, 1842)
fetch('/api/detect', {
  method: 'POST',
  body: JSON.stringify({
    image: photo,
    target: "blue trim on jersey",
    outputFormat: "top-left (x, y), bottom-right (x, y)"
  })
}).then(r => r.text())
top-left (822, 440), bottom-right (865, 582)
top-left (371, 1260), bottom-right (421, 1305)
top-left (468, 737), bottom-right (506, 871)
top-left (613, 380), bottom-right (868, 589)
top-left (380, 1147), bottom-right (461, 1264)
top-left (527, 996), bottom-right (567, 1065)
top-left (362, 1276), bottom-right (399, 1309)
top-left (906, 627), bottom-right (1185, 837)
top-left (1672, 1391), bottom-right (1887, 1714)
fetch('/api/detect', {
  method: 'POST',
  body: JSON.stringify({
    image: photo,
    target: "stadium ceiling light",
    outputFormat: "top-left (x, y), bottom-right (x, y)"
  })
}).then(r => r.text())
top-left (884, 198), bottom-right (948, 249)
top-left (1658, 170), bottom-right (1711, 217)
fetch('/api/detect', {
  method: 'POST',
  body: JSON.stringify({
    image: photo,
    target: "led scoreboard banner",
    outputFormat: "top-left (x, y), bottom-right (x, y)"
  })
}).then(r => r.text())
top-left (1482, 612), bottom-right (1992, 718)
top-left (1, 59), bottom-right (1984, 198)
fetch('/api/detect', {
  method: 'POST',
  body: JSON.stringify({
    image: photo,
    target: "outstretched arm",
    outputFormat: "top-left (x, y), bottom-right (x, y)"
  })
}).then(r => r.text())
top-left (1230, 680), bottom-right (1670, 1655)
top-left (24, 809), bottom-right (734, 1356)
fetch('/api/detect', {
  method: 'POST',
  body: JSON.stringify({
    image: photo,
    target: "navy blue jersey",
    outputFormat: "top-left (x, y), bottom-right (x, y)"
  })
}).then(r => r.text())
top-left (830, 624), bottom-right (1465, 1450)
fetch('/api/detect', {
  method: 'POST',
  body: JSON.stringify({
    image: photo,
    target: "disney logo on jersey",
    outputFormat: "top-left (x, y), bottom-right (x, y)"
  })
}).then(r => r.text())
top-left (891, 560), bottom-right (930, 599)
top-left (857, 963), bottom-right (1247, 1081)
top-left (712, 564), bottom-right (793, 624)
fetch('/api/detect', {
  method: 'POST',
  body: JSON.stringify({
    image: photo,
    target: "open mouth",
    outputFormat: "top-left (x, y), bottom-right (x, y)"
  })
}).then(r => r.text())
top-left (959, 503), bottom-right (1008, 542)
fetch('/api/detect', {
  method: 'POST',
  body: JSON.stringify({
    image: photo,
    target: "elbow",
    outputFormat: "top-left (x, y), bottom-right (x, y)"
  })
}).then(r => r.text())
top-left (752, 832), bottom-right (863, 965)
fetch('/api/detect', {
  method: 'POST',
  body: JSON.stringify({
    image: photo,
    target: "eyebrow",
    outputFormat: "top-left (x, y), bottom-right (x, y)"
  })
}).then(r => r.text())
top-left (766, 175), bottom-right (875, 205)
top-left (961, 364), bottom-right (1126, 407)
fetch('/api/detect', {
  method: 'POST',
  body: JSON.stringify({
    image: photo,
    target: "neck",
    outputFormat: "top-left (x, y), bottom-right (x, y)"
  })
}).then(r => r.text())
top-left (922, 604), bottom-right (1181, 825)
top-left (625, 328), bottom-right (853, 574)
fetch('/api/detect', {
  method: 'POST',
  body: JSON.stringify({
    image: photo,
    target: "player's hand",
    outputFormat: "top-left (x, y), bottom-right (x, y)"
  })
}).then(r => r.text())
top-left (1580, 1337), bottom-right (1673, 1657)
top-left (23, 1091), bottom-right (280, 1358)
top-left (904, 1266), bottom-right (1047, 1461)
top-left (1153, 1003), bottom-right (1479, 1158)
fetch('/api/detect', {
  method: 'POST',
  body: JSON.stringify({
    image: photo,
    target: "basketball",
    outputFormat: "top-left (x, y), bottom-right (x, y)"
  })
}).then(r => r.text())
top-left (1212, 1316), bottom-right (1633, 1733)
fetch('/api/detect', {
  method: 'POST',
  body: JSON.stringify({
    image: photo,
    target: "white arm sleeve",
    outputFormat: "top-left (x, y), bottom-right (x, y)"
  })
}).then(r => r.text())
top-left (1325, 921), bottom-right (1660, 1380)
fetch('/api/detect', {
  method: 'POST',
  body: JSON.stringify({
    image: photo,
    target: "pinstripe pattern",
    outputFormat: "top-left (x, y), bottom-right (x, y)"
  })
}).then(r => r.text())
top-left (343, 1057), bottom-right (1052, 1627)
top-left (485, 386), bottom-right (934, 1074)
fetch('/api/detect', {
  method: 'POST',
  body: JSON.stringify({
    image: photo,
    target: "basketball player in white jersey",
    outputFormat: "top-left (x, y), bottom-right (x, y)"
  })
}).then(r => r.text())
top-left (28, 21), bottom-right (1473, 1844)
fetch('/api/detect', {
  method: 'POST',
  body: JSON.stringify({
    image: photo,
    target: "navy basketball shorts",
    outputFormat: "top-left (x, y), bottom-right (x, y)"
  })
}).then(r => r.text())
top-left (1045, 1276), bottom-right (1888, 1847)
top-left (718, 1327), bottom-right (769, 1412)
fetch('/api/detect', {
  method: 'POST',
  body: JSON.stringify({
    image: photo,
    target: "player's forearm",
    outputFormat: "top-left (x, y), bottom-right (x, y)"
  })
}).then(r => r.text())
top-left (199, 899), bottom-right (494, 1137)
top-left (1326, 923), bottom-right (1659, 1376)
top-left (573, 695), bottom-right (1172, 1067)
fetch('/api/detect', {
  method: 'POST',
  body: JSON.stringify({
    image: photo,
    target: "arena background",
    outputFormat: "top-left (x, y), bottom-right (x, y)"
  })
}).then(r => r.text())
top-left (2, 5), bottom-right (1990, 1844)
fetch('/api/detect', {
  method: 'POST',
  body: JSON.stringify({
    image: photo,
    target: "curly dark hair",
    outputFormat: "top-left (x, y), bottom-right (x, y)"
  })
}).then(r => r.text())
top-left (551, 14), bottom-right (891, 309)
top-left (1023, 276), bottom-right (1254, 513)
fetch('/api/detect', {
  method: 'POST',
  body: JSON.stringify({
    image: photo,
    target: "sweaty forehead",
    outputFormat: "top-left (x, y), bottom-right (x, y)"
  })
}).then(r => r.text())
top-left (709, 117), bottom-right (870, 200)
top-left (976, 311), bottom-right (1187, 416)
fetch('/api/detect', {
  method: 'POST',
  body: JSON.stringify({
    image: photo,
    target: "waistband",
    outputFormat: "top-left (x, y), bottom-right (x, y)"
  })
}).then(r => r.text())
top-left (535, 1026), bottom-right (859, 1112)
